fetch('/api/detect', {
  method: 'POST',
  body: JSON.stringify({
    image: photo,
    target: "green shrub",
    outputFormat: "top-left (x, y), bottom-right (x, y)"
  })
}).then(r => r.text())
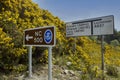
top-left (106, 65), bottom-right (118, 77)
top-left (13, 64), bottom-right (27, 73)
top-left (39, 50), bottom-right (48, 64)
top-left (110, 39), bottom-right (120, 46)
top-left (81, 74), bottom-right (89, 80)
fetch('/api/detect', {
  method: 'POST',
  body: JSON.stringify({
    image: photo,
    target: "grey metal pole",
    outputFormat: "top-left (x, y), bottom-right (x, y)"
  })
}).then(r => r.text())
top-left (101, 35), bottom-right (104, 80)
top-left (74, 37), bottom-right (76, 53)
top-left (29, 46), bottom-right (32, 78)
top-left (48, 47), bottom-right (52, 80)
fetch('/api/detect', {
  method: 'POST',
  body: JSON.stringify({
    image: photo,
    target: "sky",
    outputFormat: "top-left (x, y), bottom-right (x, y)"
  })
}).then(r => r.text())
top-left (32, 0), bottom-right (120, 31)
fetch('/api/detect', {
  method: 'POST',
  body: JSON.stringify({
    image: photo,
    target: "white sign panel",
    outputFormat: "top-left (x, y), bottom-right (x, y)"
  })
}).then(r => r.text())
top-left (66, 22), bottom-right (91, 37)
top-left (93, 15), bottom-right (114, 35)
top-left (66, 15), bottom-right (114, 37)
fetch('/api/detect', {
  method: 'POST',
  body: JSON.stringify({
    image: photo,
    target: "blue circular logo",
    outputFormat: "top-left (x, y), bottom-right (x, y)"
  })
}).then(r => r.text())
top-left (44, 29), bottom-right (53, 44)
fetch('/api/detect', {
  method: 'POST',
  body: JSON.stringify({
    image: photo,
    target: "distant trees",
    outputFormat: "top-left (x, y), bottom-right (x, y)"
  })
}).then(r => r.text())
top-left (104, 29), bottom-right (120, 46)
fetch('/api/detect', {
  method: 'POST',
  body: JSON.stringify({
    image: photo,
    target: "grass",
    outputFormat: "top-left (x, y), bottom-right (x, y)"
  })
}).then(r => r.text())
top-left (52, 53), bottom-right (120, 80)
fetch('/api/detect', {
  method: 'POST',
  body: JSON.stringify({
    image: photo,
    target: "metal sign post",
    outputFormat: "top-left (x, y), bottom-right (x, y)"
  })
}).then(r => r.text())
top-left (29, 46), bottom-right (32, 78)
top-left (66, 15), bottom-right (114, 80)
top-left (24, 26), bottom-right (56, 79)
top-left (101, 35), bottom-right (104, 80)
top-left (48, 47), bottom-right (52, 80)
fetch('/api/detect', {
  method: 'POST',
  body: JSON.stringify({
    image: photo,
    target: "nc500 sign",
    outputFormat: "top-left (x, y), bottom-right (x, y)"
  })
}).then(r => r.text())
top-left (24, 26), bottom-right (56, 47)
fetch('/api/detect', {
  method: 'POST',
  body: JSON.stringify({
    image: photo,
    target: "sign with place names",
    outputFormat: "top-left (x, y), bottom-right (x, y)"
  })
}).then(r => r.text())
top-left (66, 22), bottom-right (91, 37)
top-left (93, 16), bottom-right (114, 35)
top-left (66, 15), bottom-right (114, 37)
top-left (24, 26), bottom-right (56, 47)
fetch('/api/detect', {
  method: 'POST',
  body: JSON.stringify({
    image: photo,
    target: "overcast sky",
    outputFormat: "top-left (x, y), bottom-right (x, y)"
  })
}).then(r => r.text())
top-left (32, 0), bottom-right (120, 31)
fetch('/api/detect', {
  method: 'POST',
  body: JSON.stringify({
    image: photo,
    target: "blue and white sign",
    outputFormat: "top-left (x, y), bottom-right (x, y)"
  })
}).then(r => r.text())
top-left (44, 29), bottom-right (53, 44)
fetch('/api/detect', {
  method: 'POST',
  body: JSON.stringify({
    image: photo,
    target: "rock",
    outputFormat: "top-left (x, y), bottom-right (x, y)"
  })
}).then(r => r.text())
top-left (64, 70), bottom-right (69, 75)
top-left (66, 62), bottom-right (72, 66)
top-left (54, 78), bottom-right (58, 80)
top-left (69, 70), bottom-right (74, 75)
top-left (78, 71), bottom-right (82, 74)
top-left (61, 66), bottom-right (65, 70)
top-left (35, 71), bottom-right (41, 75)
top-left (2, 75), bottom-right (8, 80)
top-left (13, 75), bottom-right (24, 80)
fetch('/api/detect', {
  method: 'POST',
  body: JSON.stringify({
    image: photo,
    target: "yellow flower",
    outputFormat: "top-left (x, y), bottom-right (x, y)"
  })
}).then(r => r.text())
top-left (2, 8), bottom-right (4, 11)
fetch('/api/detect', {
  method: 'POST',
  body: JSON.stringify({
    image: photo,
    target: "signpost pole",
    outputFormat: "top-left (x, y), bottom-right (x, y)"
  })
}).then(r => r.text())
top-left (29, 46), bottom-right (32, 78)
top-left (48, 47), bottom-right (52, 80)
top-left (101, 35), bottom-right (104, 80)
top-left (74, 37), bottom-right (76, 53)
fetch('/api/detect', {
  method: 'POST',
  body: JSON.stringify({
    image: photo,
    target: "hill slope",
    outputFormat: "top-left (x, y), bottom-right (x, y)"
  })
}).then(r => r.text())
top-left (0, 0), bottom-right (120, 80)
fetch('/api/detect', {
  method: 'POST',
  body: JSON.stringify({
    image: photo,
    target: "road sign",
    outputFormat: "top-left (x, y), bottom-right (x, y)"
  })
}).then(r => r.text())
top-left (66, 22), bottom-right (91, 37)
top-left (93, 16), bottom-right (114, 35)
top-left (24, 26), bottom-right (56, 47)
top-left (66, 15), bottom-right (114, 37)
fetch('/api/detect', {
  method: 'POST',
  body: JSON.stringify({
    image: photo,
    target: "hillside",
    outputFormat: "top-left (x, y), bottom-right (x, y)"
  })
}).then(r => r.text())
top-left (0, 0), bottom-right (120, 80)
top-left (0, 0), bottom-right (65, 71)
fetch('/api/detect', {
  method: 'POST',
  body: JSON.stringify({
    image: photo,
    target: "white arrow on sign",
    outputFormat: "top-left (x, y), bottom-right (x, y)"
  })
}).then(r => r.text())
top-left (26, 34), bottom-right (33, 41)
